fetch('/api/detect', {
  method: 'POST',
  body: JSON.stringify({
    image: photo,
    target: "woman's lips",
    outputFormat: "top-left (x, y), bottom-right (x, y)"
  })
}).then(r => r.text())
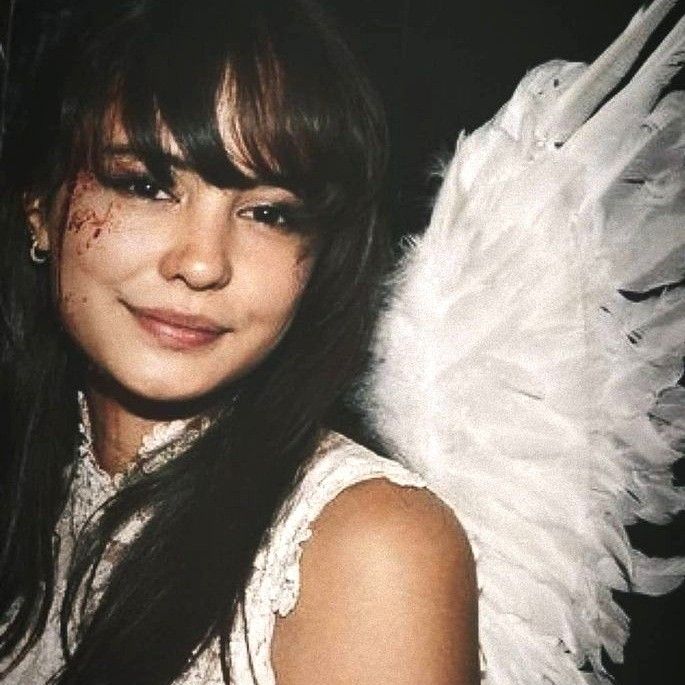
top-left (124, 303), bottom-right (230, 350)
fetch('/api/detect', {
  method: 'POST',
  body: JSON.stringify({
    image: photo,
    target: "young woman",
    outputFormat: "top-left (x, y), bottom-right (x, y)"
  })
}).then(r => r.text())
top-left (0, 0), bottom-right (479, 683)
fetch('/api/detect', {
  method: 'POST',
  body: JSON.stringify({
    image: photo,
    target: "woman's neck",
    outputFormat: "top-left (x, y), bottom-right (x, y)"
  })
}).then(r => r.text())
top-left (82, 372), bottom-right (229, 475)
top-left (85, 388), bottom-right (160, 475)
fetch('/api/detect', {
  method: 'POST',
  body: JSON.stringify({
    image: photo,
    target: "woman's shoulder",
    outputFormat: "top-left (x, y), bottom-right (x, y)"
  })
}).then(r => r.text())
top-left (262, 429), bottom-right (473, 604)
top-left (225, 431), bottom-right (478, 684)
top-left (268, 432), bottom-right (479, 684)
top-left (292, 430), bottom-right (470, 573)
top-left (249, 431), bottom-right (429, 610)
top-left (290, 429), bottom-right (430, 512)
top-left (302, 427), bottom-right (473, 569)
top-left (291, 431), bottom-right (474, 603)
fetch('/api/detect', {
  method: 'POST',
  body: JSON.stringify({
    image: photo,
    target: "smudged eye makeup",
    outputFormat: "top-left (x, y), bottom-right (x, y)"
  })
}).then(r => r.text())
top-left (98, 171), bottom-right (176, 202)
top-left (94, 152), bottom-right (303, 232)
top-left (236, 203), bottom-right (295, 228)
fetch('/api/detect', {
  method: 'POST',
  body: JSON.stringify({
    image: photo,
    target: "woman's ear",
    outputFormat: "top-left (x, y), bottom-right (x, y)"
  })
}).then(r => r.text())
top-left (23, 194), bottom-right (51, 251)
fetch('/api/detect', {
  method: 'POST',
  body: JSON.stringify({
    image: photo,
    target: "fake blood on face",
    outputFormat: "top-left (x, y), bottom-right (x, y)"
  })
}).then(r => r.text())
top-left (66, 172), bottom-right (116, 253)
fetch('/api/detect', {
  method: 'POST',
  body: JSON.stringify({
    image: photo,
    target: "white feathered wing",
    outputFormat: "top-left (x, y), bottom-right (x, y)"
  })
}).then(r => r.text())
top-left (362, 1), bottom-right (685, 682)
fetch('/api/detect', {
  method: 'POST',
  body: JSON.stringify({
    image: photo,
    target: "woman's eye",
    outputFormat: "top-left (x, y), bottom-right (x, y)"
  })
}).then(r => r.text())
top-left (238, 204), bottom-right (290, 227)
top-left (127, 178), bottom-right (170, 200)
top-left (124, 177), bottom-right (174, 201)
top-left (99, 173), bottom-right (175, 201)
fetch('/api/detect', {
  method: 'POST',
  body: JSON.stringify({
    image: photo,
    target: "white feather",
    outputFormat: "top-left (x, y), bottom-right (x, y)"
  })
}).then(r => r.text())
top-left (362, 1), bottom-right (685, 682)
top-left (538, 0), bottom-right (679, 146)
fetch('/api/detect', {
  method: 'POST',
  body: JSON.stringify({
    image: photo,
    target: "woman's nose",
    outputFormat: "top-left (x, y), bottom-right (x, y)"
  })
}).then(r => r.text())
top-left (158, 206), bottom-right (232, 291)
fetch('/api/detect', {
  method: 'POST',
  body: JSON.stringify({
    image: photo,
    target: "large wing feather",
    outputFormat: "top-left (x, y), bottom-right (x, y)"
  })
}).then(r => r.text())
top-left (362, 1), bottom-right (685, 682)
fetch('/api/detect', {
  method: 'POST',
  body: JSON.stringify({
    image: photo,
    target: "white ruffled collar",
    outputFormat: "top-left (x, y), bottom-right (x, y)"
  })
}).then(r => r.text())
top-left (70, 393), bottom-right (214, 539)
top-left (76, 391), bottom-right (208, 489)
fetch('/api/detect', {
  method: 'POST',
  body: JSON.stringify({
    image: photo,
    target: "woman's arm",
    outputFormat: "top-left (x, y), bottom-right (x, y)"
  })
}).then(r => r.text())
top-left (271, 479), bottom-right (479, 684)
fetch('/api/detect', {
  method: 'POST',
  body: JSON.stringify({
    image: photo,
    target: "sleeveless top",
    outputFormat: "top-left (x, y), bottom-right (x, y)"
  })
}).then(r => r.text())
top-left (3, 420), bottom-right (426, 685)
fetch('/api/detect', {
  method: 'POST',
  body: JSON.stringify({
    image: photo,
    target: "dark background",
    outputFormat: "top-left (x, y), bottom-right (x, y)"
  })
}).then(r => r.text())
top-left (1, 0), bottom-right (684, 682)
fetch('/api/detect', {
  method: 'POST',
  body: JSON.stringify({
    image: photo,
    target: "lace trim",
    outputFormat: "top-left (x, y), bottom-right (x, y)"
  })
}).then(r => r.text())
top-left (77, 391), bottom-right (211, 482)
top-left (72, 392), bottom-right (213, 542)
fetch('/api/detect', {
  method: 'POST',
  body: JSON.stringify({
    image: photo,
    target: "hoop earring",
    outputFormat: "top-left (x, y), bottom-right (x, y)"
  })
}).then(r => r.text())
top-left (29, 237), bottom-right (49, 264)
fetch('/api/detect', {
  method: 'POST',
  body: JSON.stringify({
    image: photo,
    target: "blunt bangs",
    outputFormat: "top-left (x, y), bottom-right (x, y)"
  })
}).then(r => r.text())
top-left (62, 0), bottom-right (386, 233)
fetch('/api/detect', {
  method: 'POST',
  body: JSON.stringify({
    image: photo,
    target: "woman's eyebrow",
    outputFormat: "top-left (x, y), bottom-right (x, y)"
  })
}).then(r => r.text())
top-left (100, 144), bottom-right (191, 170)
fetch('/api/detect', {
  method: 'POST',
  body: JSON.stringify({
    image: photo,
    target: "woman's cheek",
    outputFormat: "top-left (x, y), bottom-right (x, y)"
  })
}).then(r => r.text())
top-left (63, 172), bottom-right (119, 255)
top-left (296, 251), bottom-right (315, 289)
top-left (61, 179), bottom-right (157, 280)
top-left (273, 245), bottom-right (314, 307)
top-left (56, 177), bottom-right (130, 329)
top-left (270, 251), bottom-right (315, 334)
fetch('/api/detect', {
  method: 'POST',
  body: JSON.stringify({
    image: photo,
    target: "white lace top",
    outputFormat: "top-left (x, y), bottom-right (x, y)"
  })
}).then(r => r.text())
top-left (3, 420), bottom-right (425, 685)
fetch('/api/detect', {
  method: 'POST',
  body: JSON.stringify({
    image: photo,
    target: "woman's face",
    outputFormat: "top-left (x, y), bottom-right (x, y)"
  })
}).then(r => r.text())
top-left (31, 125), bottom-right (315, 403)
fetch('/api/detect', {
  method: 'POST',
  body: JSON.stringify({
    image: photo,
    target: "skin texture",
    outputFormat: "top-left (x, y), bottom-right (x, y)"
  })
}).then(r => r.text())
top-left (272, 479), bottom-right (480, 684)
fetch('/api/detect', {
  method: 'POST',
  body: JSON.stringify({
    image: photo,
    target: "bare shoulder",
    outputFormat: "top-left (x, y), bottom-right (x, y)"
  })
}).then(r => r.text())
top-left (308, 477), bottom-right (474, 579)
top-left (272, 476), bottom-right (480, 685)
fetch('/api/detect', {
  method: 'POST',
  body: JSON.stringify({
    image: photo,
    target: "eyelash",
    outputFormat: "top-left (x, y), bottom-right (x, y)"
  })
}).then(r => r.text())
top-left (99, 172), bottom-right (175, 202)
top-left (99, 172), bottom-right (298, 230)
top-left (236, 204), bottom-right (293, 228)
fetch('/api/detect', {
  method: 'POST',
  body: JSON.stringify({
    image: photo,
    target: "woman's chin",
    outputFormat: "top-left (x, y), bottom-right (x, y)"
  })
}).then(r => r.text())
top-left (87, 364), bottom-right (232, 419)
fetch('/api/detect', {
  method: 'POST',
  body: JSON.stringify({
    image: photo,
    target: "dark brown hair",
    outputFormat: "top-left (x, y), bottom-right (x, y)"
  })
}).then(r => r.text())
top-left (0, 1), bottom-right (388, 682)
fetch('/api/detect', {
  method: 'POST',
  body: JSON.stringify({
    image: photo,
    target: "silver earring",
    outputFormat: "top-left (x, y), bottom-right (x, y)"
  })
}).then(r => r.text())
top-left (29, 237), bottom-right (49, 264)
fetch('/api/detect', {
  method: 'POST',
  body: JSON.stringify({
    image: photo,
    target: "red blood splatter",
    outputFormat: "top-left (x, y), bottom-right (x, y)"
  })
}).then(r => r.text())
top-left (66, 172), bottom-right (116, 241)
top-left (67, 199), bottom-right (114, 244)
